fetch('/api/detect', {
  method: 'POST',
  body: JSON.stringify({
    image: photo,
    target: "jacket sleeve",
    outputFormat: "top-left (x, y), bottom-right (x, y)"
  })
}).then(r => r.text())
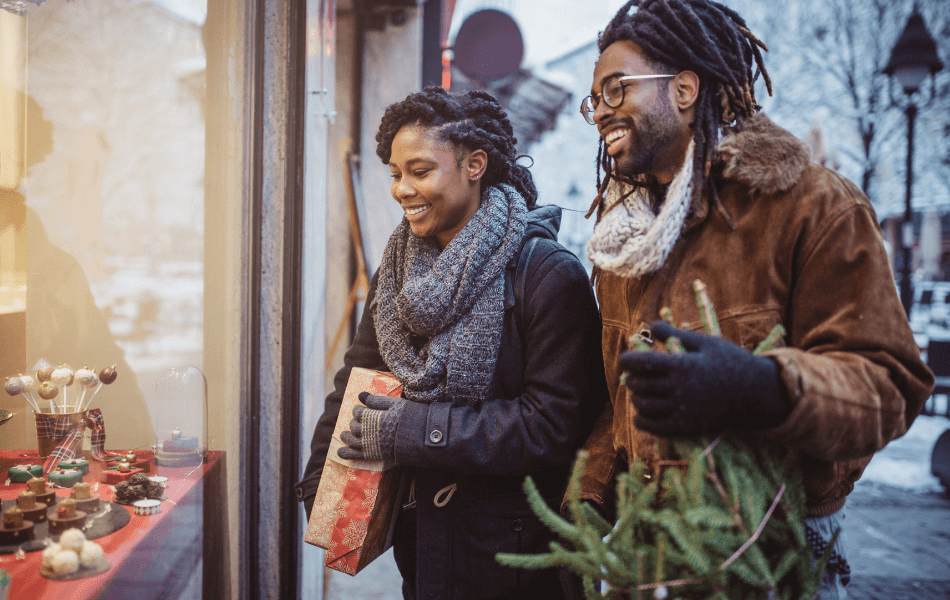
top-left (759, 173), bottom-right (934, 462)
top-left (294, 271), bottom-right (388, 510)
top-left (392, 242), bottom-right (609, 476)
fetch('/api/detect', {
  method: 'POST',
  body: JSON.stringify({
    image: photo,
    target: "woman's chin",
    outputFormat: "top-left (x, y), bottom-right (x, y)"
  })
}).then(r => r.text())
top-left (408, 222), bottom-right (434, 239)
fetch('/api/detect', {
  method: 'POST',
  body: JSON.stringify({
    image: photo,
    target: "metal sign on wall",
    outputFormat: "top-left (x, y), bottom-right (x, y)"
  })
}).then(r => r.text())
top-left (451, 9), bottom-right (523, 82)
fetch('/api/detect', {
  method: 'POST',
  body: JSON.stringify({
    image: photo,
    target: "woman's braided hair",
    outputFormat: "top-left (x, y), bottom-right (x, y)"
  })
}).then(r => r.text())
top-left (376, 86), bottom-right (538, 207)
top-left (589, 0), bottom-right (771, 226)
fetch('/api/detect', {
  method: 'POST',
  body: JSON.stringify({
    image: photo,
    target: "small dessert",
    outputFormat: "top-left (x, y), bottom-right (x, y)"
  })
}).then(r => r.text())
top-left (133, 499), bottom-right (161, 515)
top-left (121, 452), bottom-right (150, 473)
top-left (38, 381), bottom-right (58, 399)
top-left (113, 481), bottom-right (147, 503)
top-left (27, 476), bottom-right (58, 506)
top-left (70, 481), bottom-right (101, 513)
top-left (75, 369), bottom-right (97, 387)
top-left (36, 366), bottom-right (54, 382)
top-left (8, 464), bottom-right (43, 483)
top-left (51, 367), bottom-right (73, 387)
top-left (58, 458), bottom-right (90, 475)
top-left (16, 490), bottom-right (48, 523)
top-left (40, 529), bottom-right (106, 577)
top-left (79, 539), bottom-right (104, 567)
top-left (0, 506), bottom-right (34, 544)
top-left (100, 464), bottom-right (144, 484)
top-left (98, 366), bottom-right (118, 385)
top-left (156, 426), bottom-right (202, 467)
top-left (162, 436), bottom-right (199, 452)
top-left (4, 376), bottom-right (24, 395)
top-left (50, 549), bottom-right (80, 574)
top-left (48, 498), bottom-right (86, 533)
top-left (48, 468), bottom-right (83, 488)
top-left (59, 528), bottom-right (86, 553)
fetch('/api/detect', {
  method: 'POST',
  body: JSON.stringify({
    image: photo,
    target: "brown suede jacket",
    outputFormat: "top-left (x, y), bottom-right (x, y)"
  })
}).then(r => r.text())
top-left (578, 113), bottom-right (934, 518)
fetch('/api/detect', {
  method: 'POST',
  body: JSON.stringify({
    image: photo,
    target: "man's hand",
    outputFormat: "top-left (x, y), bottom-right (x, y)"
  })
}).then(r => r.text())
top-left (338, 392), bottom-right (406, 461)
top-left (618, 321), bottom-right (790, 437)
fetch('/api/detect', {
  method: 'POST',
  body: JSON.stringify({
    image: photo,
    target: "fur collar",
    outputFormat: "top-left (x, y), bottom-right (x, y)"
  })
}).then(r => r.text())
top-left (717, 112), bottom-right (810, 196)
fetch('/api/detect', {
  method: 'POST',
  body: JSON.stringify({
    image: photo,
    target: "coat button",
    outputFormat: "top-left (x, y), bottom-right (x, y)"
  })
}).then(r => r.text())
top-left (429, 430), bottom-right (443, 443)
top-left (511, 518), bottom-right (524, 532)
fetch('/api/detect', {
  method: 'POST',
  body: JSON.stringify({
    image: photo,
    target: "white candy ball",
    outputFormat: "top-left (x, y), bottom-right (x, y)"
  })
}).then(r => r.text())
top-left (42, 542), bottom-right (62, 568)
top-left (20, 375), bottom-right (38, 392)
top-left (58, 527), bottom-right (87, 553)
top-left (51, 549), bottom-right (80, 574)
top-left (79, 540), bottom-right (104, 567)
top-left (4, 377), bottom-right (24, 396)
top-left (75, 369), bottom-right (97, 387)
top-left (51, 368), bottom-right (73, 386)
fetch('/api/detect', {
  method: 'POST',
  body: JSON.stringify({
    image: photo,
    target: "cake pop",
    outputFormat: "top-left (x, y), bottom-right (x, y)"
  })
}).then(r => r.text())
top-left (74, 368), bottom-right (96, 408)
top-left (38, 381), bottom-right (59, 413)
top-left (4, 376), bottom-right (24, 396)
top-left (20, 374), bottom-right (41, 411)
top-left (51, 367), bottom-right (74, 412)
top-left (83, 366), bottom-right (117, 409)
top-left (4, 376), bottom-right (39, 413)
top-left (36, 366), bottom-right (54, 383)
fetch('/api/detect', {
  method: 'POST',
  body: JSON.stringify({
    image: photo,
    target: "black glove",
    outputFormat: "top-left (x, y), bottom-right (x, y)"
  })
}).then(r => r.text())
top-left (338, 392), bottom-right (406, 461)
top-left (618, 321), bottom-right (791, 437)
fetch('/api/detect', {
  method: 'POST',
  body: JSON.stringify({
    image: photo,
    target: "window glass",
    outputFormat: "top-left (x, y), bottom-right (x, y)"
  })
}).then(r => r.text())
top-left (1, 1), bottom-right (241, 596)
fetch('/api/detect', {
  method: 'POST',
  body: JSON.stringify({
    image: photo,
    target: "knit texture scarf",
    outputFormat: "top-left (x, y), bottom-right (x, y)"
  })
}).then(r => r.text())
top-left (587, 140), bottom-right (695, 278)
top-left (373, 184), bottom-right (527, 406)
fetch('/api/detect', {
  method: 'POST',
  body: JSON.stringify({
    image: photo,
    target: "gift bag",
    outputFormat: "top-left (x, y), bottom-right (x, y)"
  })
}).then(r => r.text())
top-left (304, 368), bottom-right (405, 575)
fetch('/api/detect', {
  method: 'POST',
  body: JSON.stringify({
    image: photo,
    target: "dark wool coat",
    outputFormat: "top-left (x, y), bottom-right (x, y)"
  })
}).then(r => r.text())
top-left (575, 113), bottom-right (934, 519)
top-left (296, 205), bottom-right (609, 600)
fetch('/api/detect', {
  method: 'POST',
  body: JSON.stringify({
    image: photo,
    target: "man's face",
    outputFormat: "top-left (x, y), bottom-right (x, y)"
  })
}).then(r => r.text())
top-left (590, 40), bottom-right (685, 182)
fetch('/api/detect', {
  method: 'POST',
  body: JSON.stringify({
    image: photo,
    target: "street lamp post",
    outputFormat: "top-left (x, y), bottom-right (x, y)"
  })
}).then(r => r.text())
top-left (884, 9), bottom-right (944, 316)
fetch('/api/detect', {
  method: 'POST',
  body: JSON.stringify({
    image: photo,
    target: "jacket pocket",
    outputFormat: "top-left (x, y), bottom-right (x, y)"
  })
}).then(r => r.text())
top-left (718, 307), bottom-right (785, 352)
top-left (460, 493), bottom-right (561, 600)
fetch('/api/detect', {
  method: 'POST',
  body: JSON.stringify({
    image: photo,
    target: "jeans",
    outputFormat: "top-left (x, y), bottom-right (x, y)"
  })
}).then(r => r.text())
top-left (804, 507), bottom-right (850, 599)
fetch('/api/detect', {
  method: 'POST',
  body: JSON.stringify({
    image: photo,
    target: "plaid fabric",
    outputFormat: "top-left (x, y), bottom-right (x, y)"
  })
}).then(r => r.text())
top-left (87, 409), bottom-right (120, 461)
top-left (39, 414), bottom-right (85, 475)
top-left (39, 408), bottom-right (119, 474)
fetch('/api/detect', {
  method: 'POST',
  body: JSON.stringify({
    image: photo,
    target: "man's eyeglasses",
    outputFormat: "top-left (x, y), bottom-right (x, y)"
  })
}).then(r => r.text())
top-left (580, 74), bottom-right (676, 124)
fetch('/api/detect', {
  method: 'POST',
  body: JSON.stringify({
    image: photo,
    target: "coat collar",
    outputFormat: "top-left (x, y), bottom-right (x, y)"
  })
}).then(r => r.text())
top-left (683, 112), bottom-right (810, 230)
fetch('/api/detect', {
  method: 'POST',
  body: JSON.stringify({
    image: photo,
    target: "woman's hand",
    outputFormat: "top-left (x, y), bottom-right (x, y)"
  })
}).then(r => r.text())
top-left (338, 392), bottom-right (406, 461)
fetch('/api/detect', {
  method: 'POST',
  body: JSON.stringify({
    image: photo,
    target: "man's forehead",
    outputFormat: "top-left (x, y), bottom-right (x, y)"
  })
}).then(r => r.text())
top-left (592, 40), bottom-right (652, 87)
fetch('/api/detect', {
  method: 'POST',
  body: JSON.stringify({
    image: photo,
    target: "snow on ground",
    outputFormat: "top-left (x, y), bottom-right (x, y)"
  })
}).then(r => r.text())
top-left (860, 413), bottom-right (950, 493)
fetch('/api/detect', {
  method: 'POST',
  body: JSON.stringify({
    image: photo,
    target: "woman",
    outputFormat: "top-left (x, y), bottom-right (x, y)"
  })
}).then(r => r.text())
top-left (296, 87), bottom-right (607, 600)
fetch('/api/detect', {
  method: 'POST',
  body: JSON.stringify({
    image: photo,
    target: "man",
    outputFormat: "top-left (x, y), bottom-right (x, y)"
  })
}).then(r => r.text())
top-left (575, 1), bottom-right (934, 598)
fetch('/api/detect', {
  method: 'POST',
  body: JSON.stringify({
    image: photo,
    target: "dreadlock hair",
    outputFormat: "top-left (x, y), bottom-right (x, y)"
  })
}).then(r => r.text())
top-left (588, 0), bottom-right (771, 228)
top-left (376, 86), bottom-right (538, 207)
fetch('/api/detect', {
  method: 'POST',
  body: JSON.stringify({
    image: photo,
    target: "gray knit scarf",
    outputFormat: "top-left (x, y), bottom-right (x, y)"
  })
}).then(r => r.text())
top-left (373, 184), bottom-right (527, 406)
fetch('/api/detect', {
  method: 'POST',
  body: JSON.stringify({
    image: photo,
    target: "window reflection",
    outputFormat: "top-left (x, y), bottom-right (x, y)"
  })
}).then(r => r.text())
top-left (1, 0), bottom-right (208, 453)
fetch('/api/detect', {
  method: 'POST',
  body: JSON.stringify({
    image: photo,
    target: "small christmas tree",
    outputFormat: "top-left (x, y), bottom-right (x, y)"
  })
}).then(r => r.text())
top-left (498, 281), bottom-right (832, 600)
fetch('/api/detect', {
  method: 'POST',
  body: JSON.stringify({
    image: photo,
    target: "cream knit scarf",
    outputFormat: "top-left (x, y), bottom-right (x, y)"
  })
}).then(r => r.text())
top-left (587, 141), bottom-right (695, 278)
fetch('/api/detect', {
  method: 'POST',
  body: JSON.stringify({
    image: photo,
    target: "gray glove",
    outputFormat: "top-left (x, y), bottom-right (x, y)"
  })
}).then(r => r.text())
top-left (338, 391), bottom-right (406, 461)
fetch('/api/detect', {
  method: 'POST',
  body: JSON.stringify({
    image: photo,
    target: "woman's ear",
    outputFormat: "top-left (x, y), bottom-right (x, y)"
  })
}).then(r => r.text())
top-left (466, 149), bottom-right (488, 181)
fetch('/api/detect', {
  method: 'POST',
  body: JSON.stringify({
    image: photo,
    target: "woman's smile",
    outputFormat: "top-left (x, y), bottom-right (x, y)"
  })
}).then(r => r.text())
top-left (403, 204), bottom-right (431, 217)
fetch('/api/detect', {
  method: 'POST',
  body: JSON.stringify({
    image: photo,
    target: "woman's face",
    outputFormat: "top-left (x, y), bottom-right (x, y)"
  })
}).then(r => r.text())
top-left (389, 125), bottom-right (486, 248)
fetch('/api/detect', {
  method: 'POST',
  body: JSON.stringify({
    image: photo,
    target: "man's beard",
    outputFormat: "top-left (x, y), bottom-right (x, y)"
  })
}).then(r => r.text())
top-left (613, 102), bottom-right (680, 179)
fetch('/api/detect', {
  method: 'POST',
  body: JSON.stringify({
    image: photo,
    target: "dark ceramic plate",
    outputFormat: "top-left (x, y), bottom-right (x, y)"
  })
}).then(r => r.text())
top-left (0, 500), bottom-right (131, 554)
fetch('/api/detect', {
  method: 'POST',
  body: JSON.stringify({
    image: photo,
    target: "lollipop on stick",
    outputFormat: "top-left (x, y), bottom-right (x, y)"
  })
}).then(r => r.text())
top-left (36, 366), bottom-right (54, 384)
top-left (84, 366), bottom-right (117, 410)
top-left (75, 368), bottom-right (97, 410)
top-left (38, 382), bottom-right (58, 414)
top-left (20, 375), bottom-right (41, 411)
top-left (5, 376), bottom-right (41, 413)
top-left (51, 367), bottom-right (73, 413)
